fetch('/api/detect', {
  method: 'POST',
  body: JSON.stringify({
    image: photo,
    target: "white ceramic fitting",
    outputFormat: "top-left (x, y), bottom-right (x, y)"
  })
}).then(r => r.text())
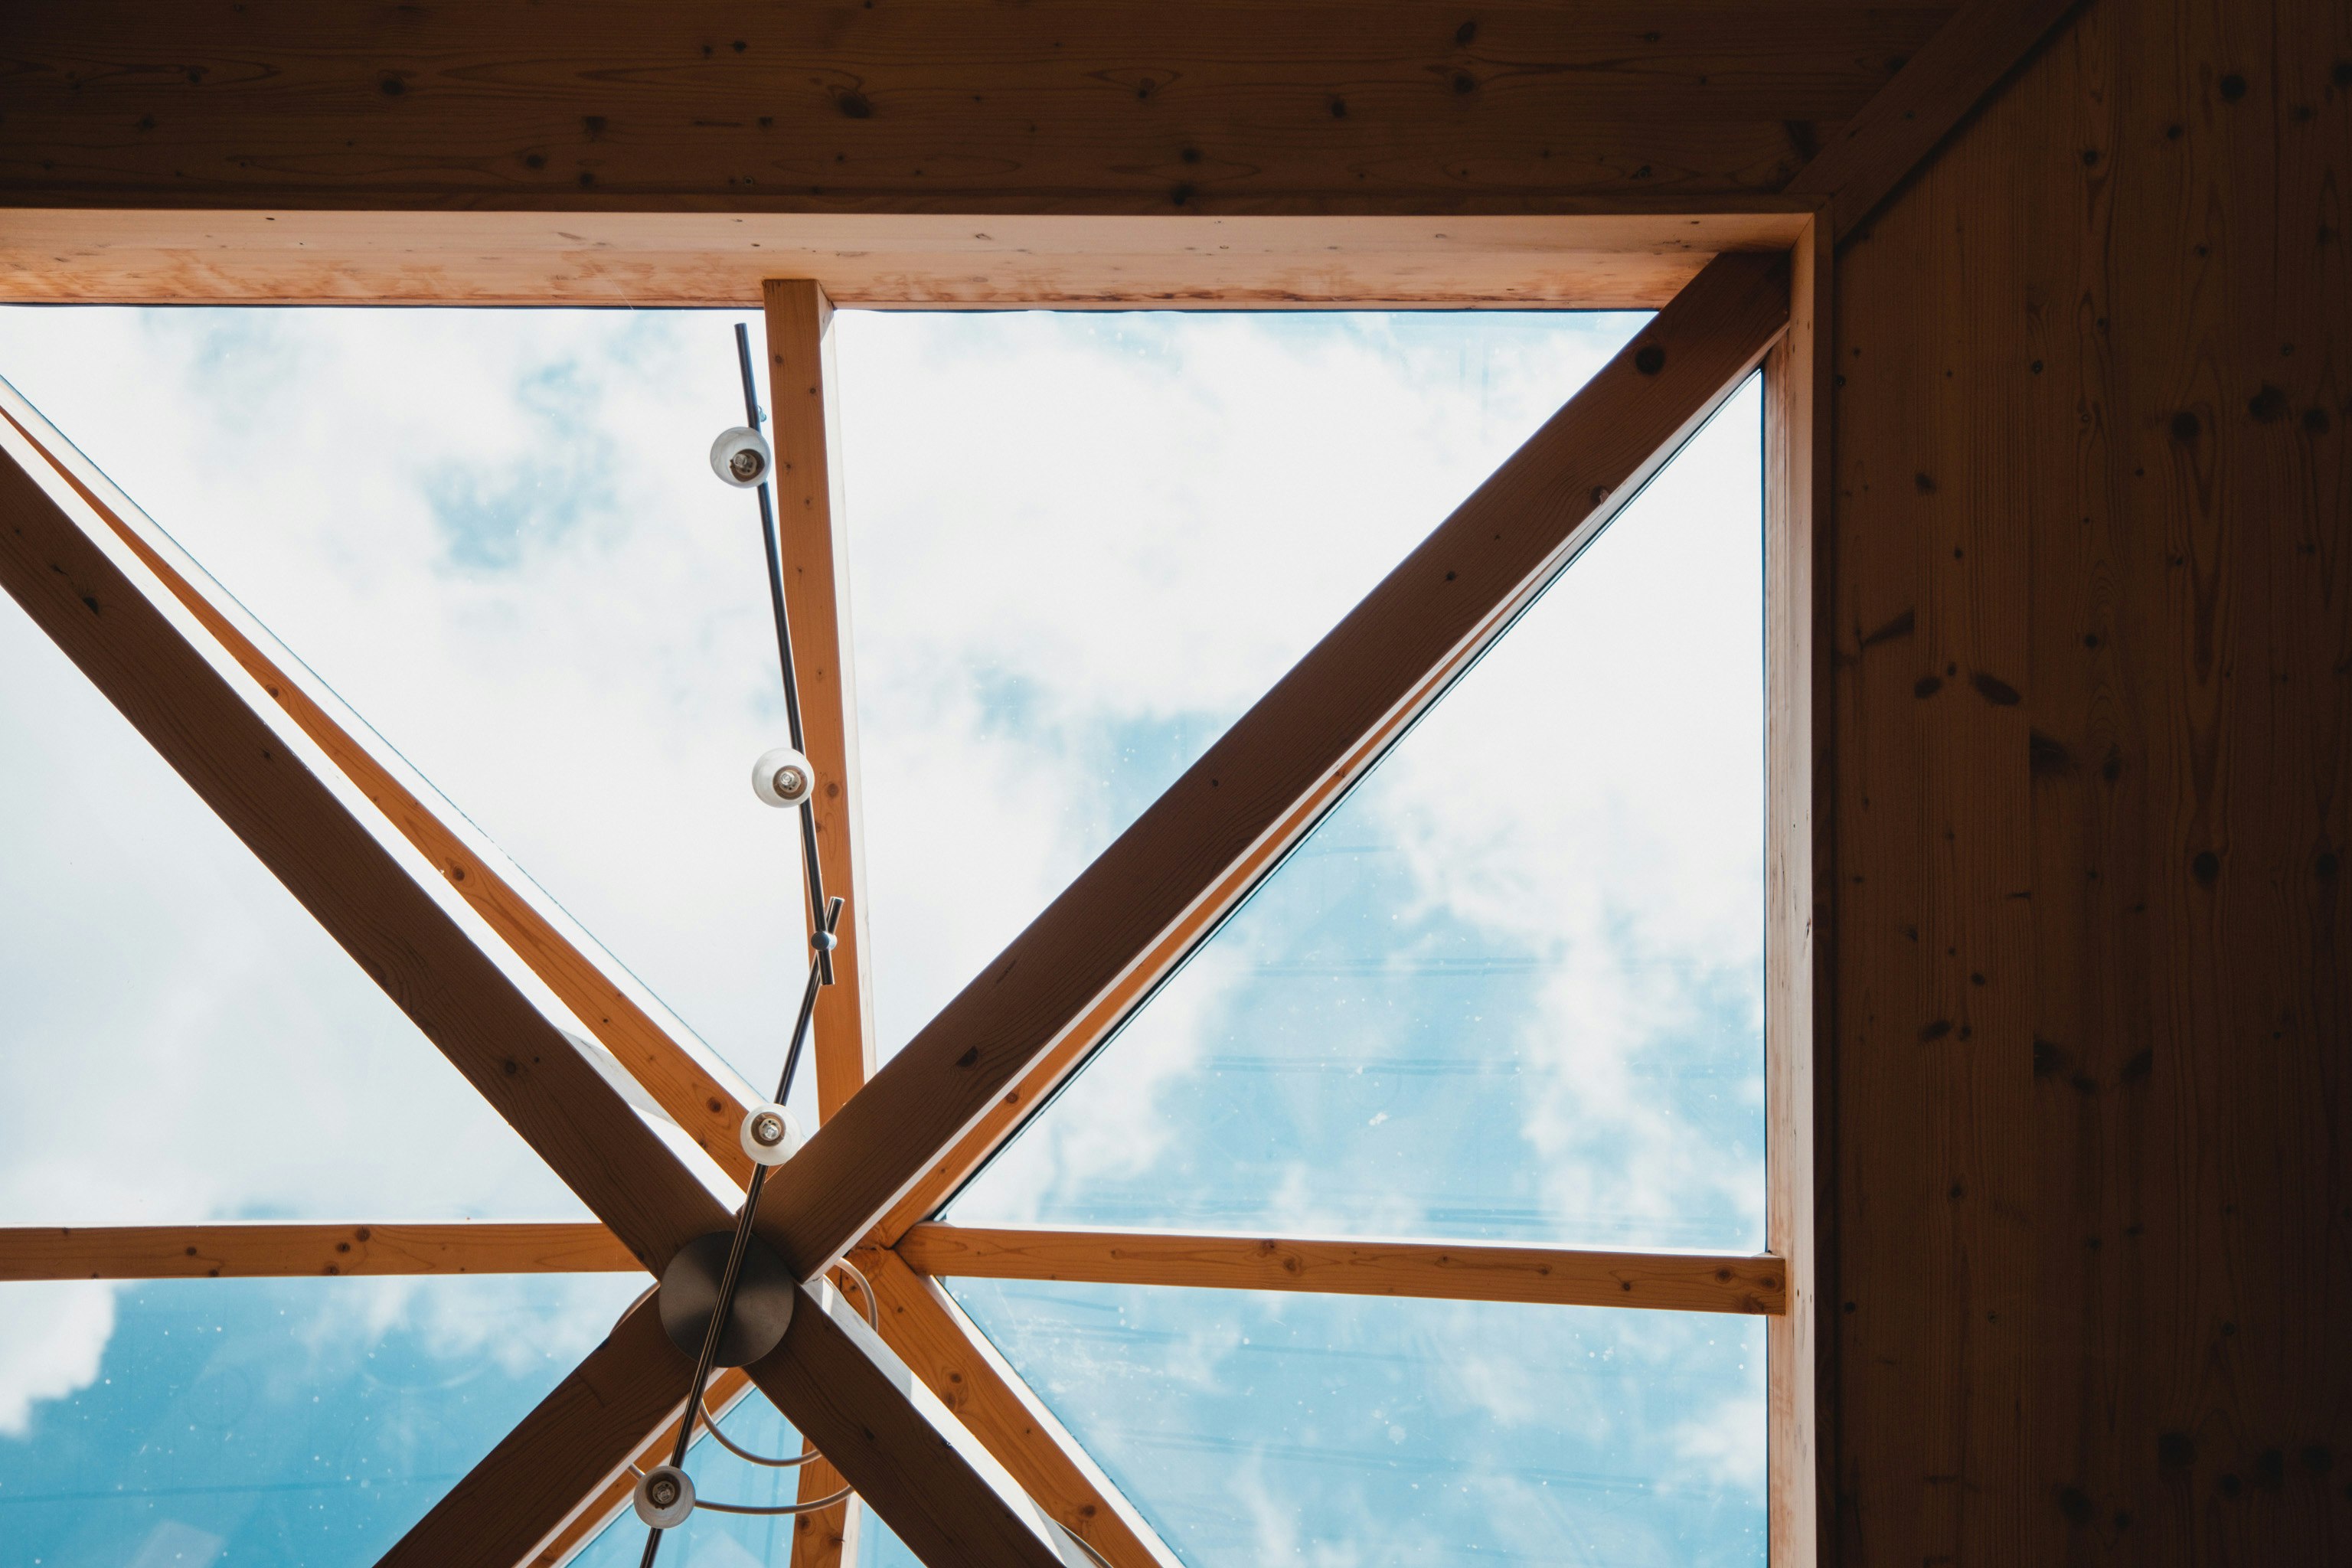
top-left (739, 1101), bottom-right (805, 1167)
top-left (710, 426), bottom-right (773, 488)
top-left (752, 746), bottom-right (815, 808)
top-left (633, 1464), bottom-right (695, 1528)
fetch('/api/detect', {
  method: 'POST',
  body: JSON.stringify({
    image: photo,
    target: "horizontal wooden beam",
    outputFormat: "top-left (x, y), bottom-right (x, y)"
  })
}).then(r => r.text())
top-left (0, 209), bottom-right (1808, 309)
top-left (0, 1223), bottom-right (639, 1281)
top-left (0, 3), bottom-right (1945, 217)
top-left (897, 1226), bottom-right (1787, 1317)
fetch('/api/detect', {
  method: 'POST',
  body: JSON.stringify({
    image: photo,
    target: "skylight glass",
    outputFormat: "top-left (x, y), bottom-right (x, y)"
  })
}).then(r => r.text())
top-left (949, 375), bottom-right (1766, 1252)
top-left (935, 1281), bottom-right (1764, 1566)
top-left (0, 568), bottom-right (586, 1230)
top-left (0, 1274), bottom-right (642, 1565)
top-left (840, 310), bottom-right (1649, 1054)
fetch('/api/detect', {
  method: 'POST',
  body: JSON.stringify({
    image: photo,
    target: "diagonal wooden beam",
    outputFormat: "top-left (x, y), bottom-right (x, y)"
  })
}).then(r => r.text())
top-left (0, 1222), bottom-right (636, 1280)
top-left (528, 1366), bottom-right (759, 1568)
top-left (3, 384), bottom-right (762, 1184)
top-left (0, 394), bottom-right (1080, 1568)
top-left (0, 394), bottom-right (730, 1271)
top-left (750, 248), bottom-right (1791, 1282)
top-left (894, 1225), bottom-right (1788, 1316)
top-left (854, 1247), bottom-right (1186, 1568)
top-left (1784, 0), bottom-right (2083, 245)
top-left (386, 1294), bottom-right (693, 1568)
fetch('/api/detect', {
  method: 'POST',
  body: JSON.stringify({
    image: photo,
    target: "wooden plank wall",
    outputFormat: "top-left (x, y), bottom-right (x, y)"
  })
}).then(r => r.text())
top-left (1829, 0), bottom-right (2351, 1560)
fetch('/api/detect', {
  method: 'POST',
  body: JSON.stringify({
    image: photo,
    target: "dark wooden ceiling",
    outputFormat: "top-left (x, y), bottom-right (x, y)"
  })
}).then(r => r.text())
top-left (0, 2), bottom-right (1955, 214)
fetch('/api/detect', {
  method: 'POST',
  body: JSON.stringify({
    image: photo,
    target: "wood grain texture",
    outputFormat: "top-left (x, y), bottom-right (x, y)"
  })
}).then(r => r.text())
top-left (0, 396), bottom-right (733, 1275)
top-left (761, 281), bottom-right (877, 1568)
top-left (0, 378), bottom-right (763, 1187)
top-left (854, 1249), bottom-right (1184, 1568)
top-left (764, 279), bottom-right (877, 1126)
top-left (1829, 0), bottom-right (2352, 1560)
top-left (0, 2), bottom-right (1948, 214)
top-left (747, 1282), bottom-right (1078, 1568)
top-left (528, 1368), bottom-right (757, 1568)
top-left (0, 1223), bottom-right (638, 1280)
top-left (1786, 0), bottom-right (2082, 241)
top-left (383, 1293), bottom-right (692, 1568)
top-left (756, 247), bottom-right (1788, 1280)
top-left (0, 208), bottom-right (1806, 310)
top-left (1765, 216), bottom-right (1837, 1564)
top-left (895, 1225), bottom-right (1788, 1315)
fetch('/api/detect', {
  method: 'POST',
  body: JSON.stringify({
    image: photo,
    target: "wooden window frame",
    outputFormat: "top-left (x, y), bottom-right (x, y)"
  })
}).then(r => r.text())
top-left (0, 225), bottom-right (1821, 1563)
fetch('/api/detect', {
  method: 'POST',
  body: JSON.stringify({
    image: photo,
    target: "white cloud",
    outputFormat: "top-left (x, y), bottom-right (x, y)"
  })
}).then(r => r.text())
top-left (0, 1280), bottom-right (116, 1436)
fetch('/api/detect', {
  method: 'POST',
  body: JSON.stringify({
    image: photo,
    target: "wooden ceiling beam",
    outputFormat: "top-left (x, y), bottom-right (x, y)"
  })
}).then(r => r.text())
top-left (0, 1222), bottom-right (636, 1280)
top-left (766, 275), bottom-right (877, 1568)
top-left (853, 1248), bottom-right (1186, 1568)
top-left (895, 1225), bottom-right (1788, 1316)
top-left (0, 3), bottom-right (1950, 216)
top-left (0, 208), bottom-right (1805, 310)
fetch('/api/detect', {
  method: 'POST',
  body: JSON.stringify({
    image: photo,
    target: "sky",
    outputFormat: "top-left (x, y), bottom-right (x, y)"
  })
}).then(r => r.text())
top-left (0, 302), bottom-right (1764, 1566)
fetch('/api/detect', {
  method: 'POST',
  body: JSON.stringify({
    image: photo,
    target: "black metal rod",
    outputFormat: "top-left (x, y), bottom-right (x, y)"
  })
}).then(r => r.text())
top-left (735, 323), bottom-right (836, 986)
top-left (637, 896), bottom-right (839, 1565)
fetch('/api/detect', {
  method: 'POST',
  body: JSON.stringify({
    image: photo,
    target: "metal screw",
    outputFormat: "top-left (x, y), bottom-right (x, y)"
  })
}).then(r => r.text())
top-left (750, 1111), bottom-right (787, 1148)
top-left (773, 765), bottom-right (807, 800)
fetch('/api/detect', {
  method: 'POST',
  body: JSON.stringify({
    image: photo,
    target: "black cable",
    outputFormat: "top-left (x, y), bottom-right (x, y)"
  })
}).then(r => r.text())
top-left (636, 900), bottom-right (840, 1566)
top-left (734, 323), bottom-right (835, 986)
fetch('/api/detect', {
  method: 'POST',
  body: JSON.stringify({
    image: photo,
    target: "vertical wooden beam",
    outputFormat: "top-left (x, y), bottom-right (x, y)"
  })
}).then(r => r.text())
top-left (761, 278), bottom-right (877, 1122)
top-left (764, 276), bottom-right (874, 1568)
top-left (1765, 214), bottom-right (1835, 1566)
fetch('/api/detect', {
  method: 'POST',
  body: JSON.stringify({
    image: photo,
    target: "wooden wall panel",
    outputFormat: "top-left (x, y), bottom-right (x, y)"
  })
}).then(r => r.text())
top-left (1830, 0), bottom-right (2352, 1562)
top-left (0, 2), bottom-right (1948, 215)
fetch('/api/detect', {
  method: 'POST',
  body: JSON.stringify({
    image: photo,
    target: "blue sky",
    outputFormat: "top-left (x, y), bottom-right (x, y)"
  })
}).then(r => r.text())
top-left (0, 304), bottom-right (1762, 1566)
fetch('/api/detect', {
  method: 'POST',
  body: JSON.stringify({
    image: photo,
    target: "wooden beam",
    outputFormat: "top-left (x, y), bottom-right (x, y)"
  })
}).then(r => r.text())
top-left (0, 387), bottom-right (1085, 1568)
top-left (894, 1226), bottom-right (1788, 1317)
top-left (0, 3), bottom-right (1947, 217)
top-left (854, 1249), bottom-right (1185, 1568)
top-left (763, 278), bottom-right (875, 1566)
top-left (1764, 214), bottom-right (1836, 1568)
top-left (749, 247), bottom-right (1789, 1282)
top-left (0, 1222), bottom-right (636, 1280)
top-left (1785, 0), bottom-right (2082, 244)
top-left (528, 1367), bottom-right (756, 1568)
top-left (747, 1282), bottom-right (1086, 1568)
top-left (763, 279), bottom-right (877, 1127)
top-left (0, 209), bottom-right (1808, 310)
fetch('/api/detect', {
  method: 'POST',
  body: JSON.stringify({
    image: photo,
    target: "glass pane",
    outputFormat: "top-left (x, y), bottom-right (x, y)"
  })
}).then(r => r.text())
top-left (0, 589), bottom-right (586, 1227)
top-left (0, 1273), bottom-right (642, 1565)
top-left (0, 305), bottom-right (1646, 1094)
top-left (950, 376), bottom-right (1766, 1251)
top-left (0, 305), bottom-right (812, 1104)
top-left (840, 310), bottom-right (1650, 1052)
top-left (944, 1279), bottom-right (1765, 1566)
